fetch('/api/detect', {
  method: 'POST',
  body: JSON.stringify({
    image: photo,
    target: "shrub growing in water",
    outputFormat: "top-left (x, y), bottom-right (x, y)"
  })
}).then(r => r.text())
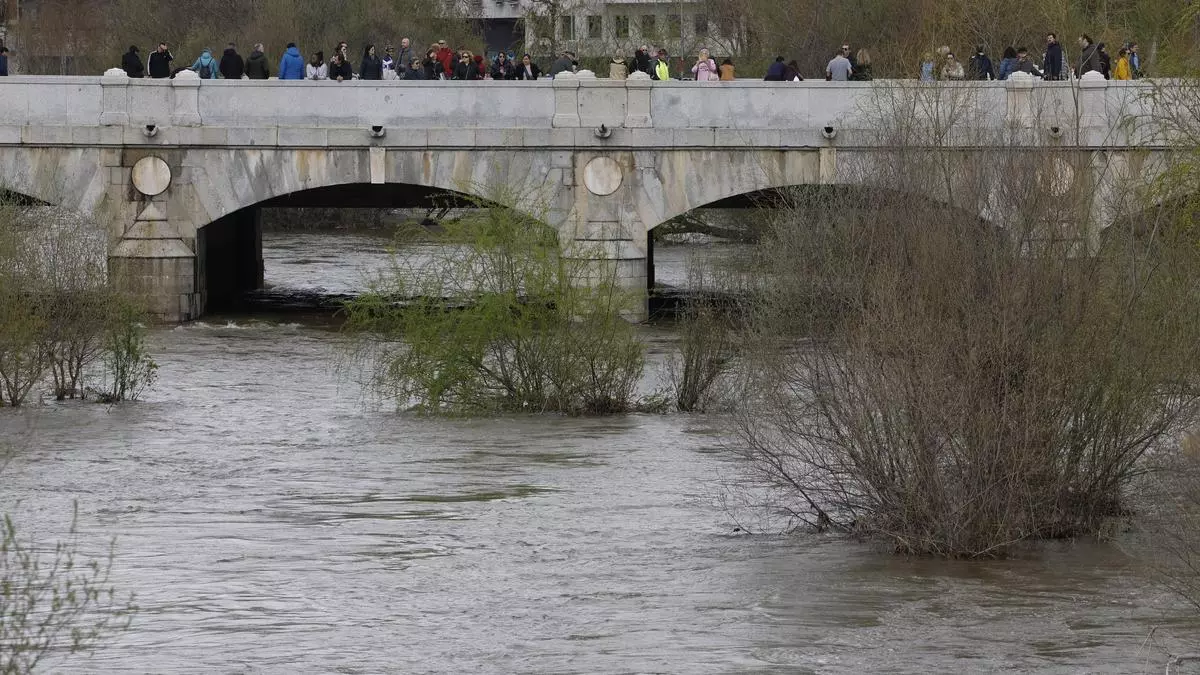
top-left (731, 84), bottom-right (1200, 557)
top-left (0, 196), bottom-right (156, 405)
top-left (344, 206), bottom-right (644, 415)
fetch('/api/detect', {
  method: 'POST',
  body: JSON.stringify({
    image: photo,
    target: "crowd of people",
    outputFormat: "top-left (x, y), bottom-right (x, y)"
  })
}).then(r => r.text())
top-left (109, 38), bottom-right (726, 83)
top-left (0, 33), bottom-right (1144, 83)
top-left (916, 34), bottom-right (1144, 82)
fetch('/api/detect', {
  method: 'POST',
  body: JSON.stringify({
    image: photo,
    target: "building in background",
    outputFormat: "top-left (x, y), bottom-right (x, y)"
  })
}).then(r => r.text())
top-left (455, 0), bottom-right (723, 64)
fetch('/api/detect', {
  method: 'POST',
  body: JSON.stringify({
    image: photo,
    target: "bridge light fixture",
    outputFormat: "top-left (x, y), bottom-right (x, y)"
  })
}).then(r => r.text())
top-left (369, 125), bottom-right (386, 138)
top-left (594, 124), bottom-right (612, 139)
top-left (142, 124), bottom-right (159, 138)
top-left (821, 125), bottom-right (837, 140)
top-left (1048, 126), bottom-right (1064, 139)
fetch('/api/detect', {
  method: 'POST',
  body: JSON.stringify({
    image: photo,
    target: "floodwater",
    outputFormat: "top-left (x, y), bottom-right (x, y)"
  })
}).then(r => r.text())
top-left (1, 229), bottom-right (1197, 673)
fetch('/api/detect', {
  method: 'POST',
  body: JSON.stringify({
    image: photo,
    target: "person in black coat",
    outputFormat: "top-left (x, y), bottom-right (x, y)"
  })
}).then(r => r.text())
top-left (121, 46), bottom-right (145, 78)
top-left (219, 43), bottom-right (245, 80)
top-left (422, 49), bottom-right (441, 80)
top-left (491, 52), bottom-right (514, 80)
top-left (1097, 42), bottom-right (1111, 79)
top-left (633, 46), bottom-right (653, 75)
top-left (452, 50), bottom-right (477, 80)
top-left (405, 57), bottom-right (426, 79)
top-left (516, 54), bottom-right (541, 80)
top-left (967, 46), bottom-right (994, 80)
top-left (147, 42), bottom-right (174, 78)
top-left (360, 45), bottom-right (382, 80)
top-left (329, 53), bottom-right (353, 81)
top-left (1042, 33), bottom-right (1064, 80)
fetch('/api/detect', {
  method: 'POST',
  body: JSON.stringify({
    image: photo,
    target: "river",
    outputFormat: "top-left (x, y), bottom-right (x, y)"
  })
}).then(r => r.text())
top-left (1, 229), bottom-right (1197, 673)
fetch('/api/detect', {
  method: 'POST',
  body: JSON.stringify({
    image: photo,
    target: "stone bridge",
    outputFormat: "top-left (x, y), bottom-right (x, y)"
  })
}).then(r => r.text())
top-left (0, 70), bottom-right (1169, 320)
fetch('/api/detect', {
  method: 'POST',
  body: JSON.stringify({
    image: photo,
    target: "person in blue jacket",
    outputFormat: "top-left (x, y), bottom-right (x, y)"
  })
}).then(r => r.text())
top-left (190, 48), bottom-right (220, 79)
top-left (279, 43), bottom-right (305, 80)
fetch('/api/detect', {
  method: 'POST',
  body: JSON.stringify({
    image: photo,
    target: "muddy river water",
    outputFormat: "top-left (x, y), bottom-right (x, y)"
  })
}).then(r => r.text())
top-left (1, 230), bottom-right (1197, 673)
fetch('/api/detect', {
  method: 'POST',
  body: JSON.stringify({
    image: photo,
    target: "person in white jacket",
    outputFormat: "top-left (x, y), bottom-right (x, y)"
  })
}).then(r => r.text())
top-left (691, 48), bottom-right (718, 81)
top-left (307, 51), bottom-right (328, 80)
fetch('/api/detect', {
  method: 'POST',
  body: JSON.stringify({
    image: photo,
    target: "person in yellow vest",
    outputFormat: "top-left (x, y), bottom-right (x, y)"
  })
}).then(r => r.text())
top-left (1112, 47), bottom-right (1133, 80)
top-left (654, 49), bottom-right (671, 80)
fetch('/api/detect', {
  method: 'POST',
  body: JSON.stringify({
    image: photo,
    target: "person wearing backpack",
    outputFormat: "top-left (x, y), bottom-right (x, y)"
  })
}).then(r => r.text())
top-left (190, 48), bottom-right (220, 79)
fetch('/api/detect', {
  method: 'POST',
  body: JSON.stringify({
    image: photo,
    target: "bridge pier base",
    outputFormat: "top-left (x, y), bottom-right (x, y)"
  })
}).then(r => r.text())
top-left (109, 202), bottom-right (202, 322)
top-left (562, 221), bottom-right (648, 322)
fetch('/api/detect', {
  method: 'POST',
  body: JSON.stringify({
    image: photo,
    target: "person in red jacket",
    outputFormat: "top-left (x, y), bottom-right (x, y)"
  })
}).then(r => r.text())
top-left (436, 40), bottom-right (455, 78)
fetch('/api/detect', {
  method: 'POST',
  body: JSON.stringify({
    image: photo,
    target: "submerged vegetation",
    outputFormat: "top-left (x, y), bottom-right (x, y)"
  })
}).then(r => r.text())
top-left (343, 205), bottom-right (646, 415)
top-left (0, 197), bottom-right (157, 407)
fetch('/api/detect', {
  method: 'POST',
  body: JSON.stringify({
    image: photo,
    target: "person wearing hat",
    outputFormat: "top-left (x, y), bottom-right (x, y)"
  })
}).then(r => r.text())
top-left (549, 50), bottom-right (575, 77)
top-left (609, 53), bottom-right (628, 80)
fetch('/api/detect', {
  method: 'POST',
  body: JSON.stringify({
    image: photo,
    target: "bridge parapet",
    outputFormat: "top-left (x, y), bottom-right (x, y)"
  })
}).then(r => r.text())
top-left (0, 72), bottom-right (1161, 149)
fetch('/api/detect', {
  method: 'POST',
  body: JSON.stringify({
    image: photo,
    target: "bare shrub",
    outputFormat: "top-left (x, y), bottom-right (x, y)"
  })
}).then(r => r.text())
top-left (731, 83), bottom-right (1200, 557)
top-left (0, 507), bottom-right (138, 673)
top-left (664, 253), bottom-right (742, 413)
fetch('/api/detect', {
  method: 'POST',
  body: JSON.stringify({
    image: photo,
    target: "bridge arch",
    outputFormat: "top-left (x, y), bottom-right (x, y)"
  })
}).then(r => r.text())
top-left (0, 147), bottom-right (115, 221)
top-left (194, 177), bottom-right (553, 314)
top-left (633, 148), bottom-right (993, 239)
top-left (632, 149), bottom-right (832, 234)
top-left (178, 148), bottom-right (567, 236)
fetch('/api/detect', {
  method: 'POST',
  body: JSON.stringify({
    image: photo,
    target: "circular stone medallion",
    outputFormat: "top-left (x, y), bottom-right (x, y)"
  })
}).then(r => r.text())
top-left (583, 156), bottom-right (623, 196)
top-left (131, 156), bottom-right (172, 196)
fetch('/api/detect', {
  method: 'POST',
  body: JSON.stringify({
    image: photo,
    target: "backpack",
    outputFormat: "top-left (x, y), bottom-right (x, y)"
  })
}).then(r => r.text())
top-left (199, 61), bottom-right (212, 78)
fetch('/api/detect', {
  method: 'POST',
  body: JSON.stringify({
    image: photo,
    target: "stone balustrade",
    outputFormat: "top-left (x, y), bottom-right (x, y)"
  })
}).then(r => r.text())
top-left (0, 70), bottom-right (1162, 149)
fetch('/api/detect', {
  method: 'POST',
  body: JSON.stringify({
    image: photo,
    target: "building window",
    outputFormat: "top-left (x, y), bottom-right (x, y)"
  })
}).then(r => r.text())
top-left (667, 14), bottom-right (681, 39)
top-left (614, 15), bottom-right (629, 39)
top-left (559, 15), bottom-right (574, 41)
top-left (587, 15), bottom-right (602, 39)
top-left (641, 15), bottom-right (656, 39)
top-left (693, 14), bottom-right (708, 36)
